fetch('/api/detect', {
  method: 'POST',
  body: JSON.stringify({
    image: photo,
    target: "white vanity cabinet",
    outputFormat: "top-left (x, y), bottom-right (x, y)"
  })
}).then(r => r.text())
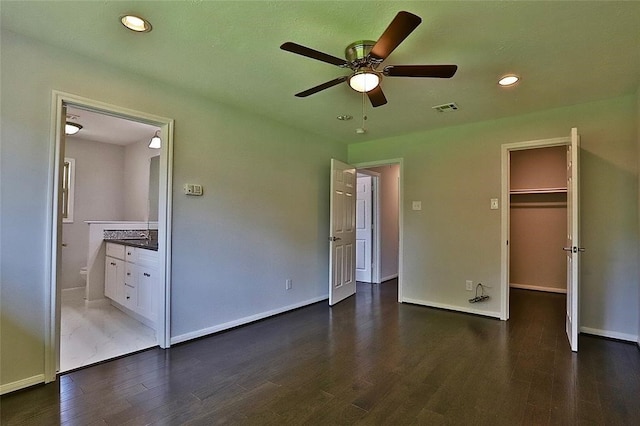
top-left (105, 242), bottom-right (158, 327)
top-left (105, 243), bottom-right (125, 302)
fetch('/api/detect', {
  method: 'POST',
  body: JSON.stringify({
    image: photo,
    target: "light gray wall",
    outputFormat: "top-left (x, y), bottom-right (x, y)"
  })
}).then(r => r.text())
top-left (61, 138), bottom-right (126, 289)
top-left (368, 165), bottom-right (400, 281)
top-left (349, 95), bottom-right (639, 339)
top-left (0, 30), bottom-right (345, 388)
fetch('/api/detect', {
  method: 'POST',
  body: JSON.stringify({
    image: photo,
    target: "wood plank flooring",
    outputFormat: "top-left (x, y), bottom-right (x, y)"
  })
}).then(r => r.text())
top-left (2, 281), bottom-right (639, 425)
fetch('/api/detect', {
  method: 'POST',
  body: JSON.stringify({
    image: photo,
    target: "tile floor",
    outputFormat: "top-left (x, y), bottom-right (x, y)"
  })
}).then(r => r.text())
top-left (60, 287), bottom-right (157, 372)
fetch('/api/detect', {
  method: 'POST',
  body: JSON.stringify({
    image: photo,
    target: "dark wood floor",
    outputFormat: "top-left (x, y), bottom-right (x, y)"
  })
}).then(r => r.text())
top-left (2, 281), bottom-right (639, 425)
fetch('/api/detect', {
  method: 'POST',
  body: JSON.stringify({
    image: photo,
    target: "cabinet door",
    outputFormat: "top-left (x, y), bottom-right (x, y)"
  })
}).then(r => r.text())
top-left (105, 256), bottom-right (124, 302)
top-left (136, 266), bottom-right (157, 322)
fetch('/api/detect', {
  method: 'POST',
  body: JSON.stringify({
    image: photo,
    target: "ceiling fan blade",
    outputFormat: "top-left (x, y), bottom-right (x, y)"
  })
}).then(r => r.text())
top-left (369, 11), bottom-right (422, 61)
top-left (383, 64), bottom-right (458, 78)
top-left (280, 42), bottom-right (348, 67)
top-left (367, 86), bottom-right (388, 107)
top-left (295, 76), bottom-right (349, 97)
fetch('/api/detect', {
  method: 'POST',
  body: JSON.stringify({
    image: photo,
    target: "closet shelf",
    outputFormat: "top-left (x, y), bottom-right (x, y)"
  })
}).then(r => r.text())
top-left (510, 187), bottom-right (567, 194)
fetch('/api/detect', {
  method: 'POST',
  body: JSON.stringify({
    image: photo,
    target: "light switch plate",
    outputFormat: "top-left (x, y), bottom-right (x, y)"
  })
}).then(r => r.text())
top-left (412, 201), bottom-right (422, 211)
top-left (490, 198), bottom-right (499, 210)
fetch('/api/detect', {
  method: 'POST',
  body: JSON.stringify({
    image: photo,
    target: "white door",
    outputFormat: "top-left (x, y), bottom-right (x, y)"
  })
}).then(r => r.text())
top-left (329, 159), bottom-right (357, 305)
top-left (564, 127), bottom-right (582, 352)
top-left (356, 175), bottom-right (373, 283)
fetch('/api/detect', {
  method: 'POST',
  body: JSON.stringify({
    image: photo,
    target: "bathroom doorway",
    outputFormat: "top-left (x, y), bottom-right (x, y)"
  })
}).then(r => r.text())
top-left (46, 91), bottom-right (174, 380)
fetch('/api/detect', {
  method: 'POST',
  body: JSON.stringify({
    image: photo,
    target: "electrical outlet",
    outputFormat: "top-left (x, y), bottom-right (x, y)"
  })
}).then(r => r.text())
top-left (285, 279), bottom-right (292, 290)
top-left (466, 280), bottom-right (473, 291)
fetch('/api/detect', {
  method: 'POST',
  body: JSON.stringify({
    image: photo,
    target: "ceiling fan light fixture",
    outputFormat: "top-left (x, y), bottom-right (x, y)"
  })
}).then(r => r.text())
top-left (498, 74), bottom-right (519, 86)
top-left (148, 130), bottom-right (161, 149)
top-left (65, 122), bottom-right (82, 135)
top-left (349, 70), bottom-right (380, 93)
top-left (120, 15), bottom-right (152, 33)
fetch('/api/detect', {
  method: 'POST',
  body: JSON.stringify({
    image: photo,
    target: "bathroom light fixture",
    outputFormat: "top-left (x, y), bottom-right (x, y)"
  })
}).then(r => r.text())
top-left (120, 15), bottom-right (152, 33)
top-left (148, 130), bottom-right (161, 149)
top-left (348, 69), bottom-right (380, 93)
top-left (498, 74), bottom-right (519, 86)
top-left (65, 122), bottom-right (82, 135)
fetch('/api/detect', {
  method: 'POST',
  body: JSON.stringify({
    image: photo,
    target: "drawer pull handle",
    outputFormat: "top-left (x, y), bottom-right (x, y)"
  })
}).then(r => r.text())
top-left (110, 262), bottom-right (116, 266)
top-left (127, 272), bottom-right (131, 276)
top-left (144, 273), bottom-right (151, 277)
top-left (126, 296), bottom-right (130, 300)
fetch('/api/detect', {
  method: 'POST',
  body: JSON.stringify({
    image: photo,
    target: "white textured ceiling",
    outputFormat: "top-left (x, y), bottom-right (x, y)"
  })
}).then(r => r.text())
top-left (2, 1), bottom-right (639, 143)
top-left (66, 106), bottom-right (160, 146)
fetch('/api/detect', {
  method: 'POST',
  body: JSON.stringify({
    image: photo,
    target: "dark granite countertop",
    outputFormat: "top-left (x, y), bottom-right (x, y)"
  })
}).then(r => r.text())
top-left (105, 238), bottom-right (158, 251)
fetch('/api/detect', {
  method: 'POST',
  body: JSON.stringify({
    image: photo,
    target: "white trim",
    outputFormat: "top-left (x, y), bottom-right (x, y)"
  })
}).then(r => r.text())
top-left (500, 136), bottom-right (571, 322)
top-left (381, 273), bottom-right (398, 282)
top-left (47, 90), bottom-right (174, 383)
top-left (580, 327), bottom-right (637, 343)
top-left (402, 297), bottom-right (501, 319)
top-left (510, 283), bottom-right (567, 294)
top-left (171, 296), bottom-right (328, 345)
top-left (0, 375), bottom-right (45, 395)
top-left (353, 159), bottom-right (403, 302)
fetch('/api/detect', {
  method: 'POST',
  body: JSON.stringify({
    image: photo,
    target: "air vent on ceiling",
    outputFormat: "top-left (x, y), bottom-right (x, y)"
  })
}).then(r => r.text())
top-left (432, 102), bottom-right (459, 113)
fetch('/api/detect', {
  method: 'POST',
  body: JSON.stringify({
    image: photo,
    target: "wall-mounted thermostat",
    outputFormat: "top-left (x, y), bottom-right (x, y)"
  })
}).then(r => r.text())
top-left (184, 183), bottom-right (203, 196)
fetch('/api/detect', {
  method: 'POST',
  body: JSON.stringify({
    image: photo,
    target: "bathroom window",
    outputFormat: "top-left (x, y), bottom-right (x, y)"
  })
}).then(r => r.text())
top-left (62, 157), bottom-right (75, 223)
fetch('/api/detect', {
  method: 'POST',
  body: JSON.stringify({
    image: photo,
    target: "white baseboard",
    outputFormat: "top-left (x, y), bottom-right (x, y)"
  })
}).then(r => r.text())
top-left (1, 374), bottom-right (44, 395)
top-left (380, 273), bottom-right (398, 282)
top-left (171, 295), bottom-right (328, 345)
top-left (510, 283), bottom-right (566, 294)
top-left (580, 326), bottom-right (638, 343)
top-left (402, 297), bottom-right (501, 319)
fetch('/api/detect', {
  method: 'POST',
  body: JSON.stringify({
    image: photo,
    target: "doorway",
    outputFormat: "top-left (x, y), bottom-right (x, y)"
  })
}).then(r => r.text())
top-left (500, 129), bottom-right (581, 351)
top-left (46, 91), bottom-right (174, 381)
top-left (355, 160), bottom-right (402, 298)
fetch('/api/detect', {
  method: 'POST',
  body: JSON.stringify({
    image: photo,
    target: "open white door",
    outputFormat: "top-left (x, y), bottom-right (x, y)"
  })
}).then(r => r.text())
top-left (564, 127), bottom-right (582, 351)
top-left (329, 159), bottom-right (357, 305)
top-left (356, 175), bottom-right (373, 283)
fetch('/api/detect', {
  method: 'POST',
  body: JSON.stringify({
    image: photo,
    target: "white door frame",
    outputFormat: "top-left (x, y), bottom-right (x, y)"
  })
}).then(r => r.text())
top-left (356, 170), bottom-right (381, 284)
top-left (500, 135), bottom-right (572, 321)
top-left (353, 159), bottom-right (403, 302)
top-left (45, 91), bottom-right (174, 382)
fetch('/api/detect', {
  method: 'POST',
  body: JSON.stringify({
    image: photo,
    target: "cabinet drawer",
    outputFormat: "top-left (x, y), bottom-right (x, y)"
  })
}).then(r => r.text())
top-left (123, 283), bottom-right (137, 310)
top-left (106, 242), bottom-right (125, 260)
top-left (124, 263), bottom-right (136, 287)
top-left (124, 246), bottom-right (138, 264)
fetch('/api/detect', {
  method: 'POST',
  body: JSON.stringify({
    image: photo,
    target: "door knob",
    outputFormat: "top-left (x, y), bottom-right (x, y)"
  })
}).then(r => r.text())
top-left (329, 236), bottom-right (342, 242)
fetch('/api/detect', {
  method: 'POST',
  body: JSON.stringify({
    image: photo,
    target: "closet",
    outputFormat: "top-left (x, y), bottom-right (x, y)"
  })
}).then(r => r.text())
top-left (509, 146), bottom-right (567, 293)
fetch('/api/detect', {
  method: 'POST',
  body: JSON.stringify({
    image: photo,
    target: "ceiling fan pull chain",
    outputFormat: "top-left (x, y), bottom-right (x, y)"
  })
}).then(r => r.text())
top-left (361, 89), bottom-right (367, 132)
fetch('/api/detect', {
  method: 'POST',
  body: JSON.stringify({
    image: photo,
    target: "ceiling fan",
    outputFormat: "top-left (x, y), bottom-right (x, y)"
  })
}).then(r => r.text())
top-left (280, 11), bottom-right (458, 107)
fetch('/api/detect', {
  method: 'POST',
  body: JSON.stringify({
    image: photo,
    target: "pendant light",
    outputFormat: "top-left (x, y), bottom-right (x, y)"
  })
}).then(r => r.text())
top-left (148, 130), bottom-right (161, 149)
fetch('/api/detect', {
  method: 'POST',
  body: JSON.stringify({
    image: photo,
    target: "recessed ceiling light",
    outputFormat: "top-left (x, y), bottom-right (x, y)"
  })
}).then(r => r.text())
top-left (120, 15), bottom-right (152, 33)
top-left (498, 75), bottom-right (519, 86)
